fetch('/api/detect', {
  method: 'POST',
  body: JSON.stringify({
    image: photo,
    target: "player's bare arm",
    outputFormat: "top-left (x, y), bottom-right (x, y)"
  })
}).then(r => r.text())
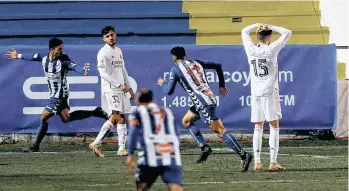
top-left (121, 64), bottom-right (135, 99)
top-left (5, 48), bottom-right (18, 59)
top-left (6, 48), bottom-right (42, 62)
top-left (128, 88), bottom-right (135, 99)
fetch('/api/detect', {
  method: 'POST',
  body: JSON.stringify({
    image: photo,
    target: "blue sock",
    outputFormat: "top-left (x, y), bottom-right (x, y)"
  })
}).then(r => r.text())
top-left (187, 125), bottom-right (206, 148)
top-left (33, 121), bottom-right (48, 148)
top-left (222, 132), bottom-right (246, 159)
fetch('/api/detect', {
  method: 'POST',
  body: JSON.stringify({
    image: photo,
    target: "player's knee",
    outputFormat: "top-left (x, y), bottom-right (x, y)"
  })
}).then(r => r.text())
top-left (40, 110), bottom-right (52, 122)
top-left (181, 118), bottom-right (191, 128)
top-left (269, 120), bottom-right (279, 128)
top-left (137, 183), bottom-right (148, 191)
top-left (254, 122), bottom-right (264, 129)
top-left (60, 116), bottom-right (70, 123)
top-left (210, 122), bottom-right (226, 137)
top-left (40, 116), bottom-right (48, 122)
top-left (217, 126), bottom-right (226, 137)
top-left (118, 118), bottom-right (125, 124)
top-left (168, 184), bottom-right (183, 191)
top-left (118, 115), bottom-right (126, 124)
top-left (109, 114), bottom-right (120, 125)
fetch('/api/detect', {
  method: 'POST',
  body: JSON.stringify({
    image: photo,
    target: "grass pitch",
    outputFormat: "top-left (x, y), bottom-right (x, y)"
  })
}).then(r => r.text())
top-left (0, 140), bottom-right (347, 191)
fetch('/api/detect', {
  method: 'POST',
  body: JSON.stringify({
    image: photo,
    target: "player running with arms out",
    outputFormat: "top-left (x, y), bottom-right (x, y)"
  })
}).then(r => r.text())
top-left (5, 38), bottom-right (109, 152)
top-left (89, 26), bottom-right (135, 157)
top-left (126, 89), bottom-right (183, 191)
top-left (241, 23), bottom-right (291, 171)
top-left (157, 47), bottom-right (252, 172)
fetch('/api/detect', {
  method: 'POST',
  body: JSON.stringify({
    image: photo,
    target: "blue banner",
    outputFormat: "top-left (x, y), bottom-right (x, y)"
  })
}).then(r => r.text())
top-left (0, 44), bottom-right (337, 133)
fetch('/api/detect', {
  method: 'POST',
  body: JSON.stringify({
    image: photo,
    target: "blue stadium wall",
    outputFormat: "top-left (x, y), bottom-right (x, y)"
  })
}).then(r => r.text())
top-left (0, 1), bottom-right (196, 45)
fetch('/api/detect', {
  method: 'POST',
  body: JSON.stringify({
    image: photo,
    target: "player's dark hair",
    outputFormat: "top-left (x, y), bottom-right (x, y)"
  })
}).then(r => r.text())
top-left (49, 38), bottom-right (63, 49)
top-left (101, 26), bottom-right (115, 36)
top-left (137, 89), bottom-right (154, 103)
top-left (171, 46), bottom-right (186, 60)
top-left (257, 30), bottom-right (273, 41)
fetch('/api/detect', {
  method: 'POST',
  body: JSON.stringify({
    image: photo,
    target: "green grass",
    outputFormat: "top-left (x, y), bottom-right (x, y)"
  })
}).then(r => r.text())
top-left (0, 140), bottom-right (347, 191)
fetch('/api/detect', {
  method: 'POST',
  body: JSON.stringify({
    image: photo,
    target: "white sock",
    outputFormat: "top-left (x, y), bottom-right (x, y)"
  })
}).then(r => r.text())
top-left (269, 124), bottom-right (280, 163)
top-left (92, 120), bottom-right (114, 146)
top-left (117, 124), bottom-right (127, 150)
top-left (253, 128), bottom-right (263, 164)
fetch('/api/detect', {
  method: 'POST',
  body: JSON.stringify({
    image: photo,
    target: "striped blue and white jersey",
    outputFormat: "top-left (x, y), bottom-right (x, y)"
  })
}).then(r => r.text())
top-left (21, 53), bottom-right (85, 99)
top-left (161, 60), bottom-right (226, 108)
top-left (128, 103), bottom-right (181, 167)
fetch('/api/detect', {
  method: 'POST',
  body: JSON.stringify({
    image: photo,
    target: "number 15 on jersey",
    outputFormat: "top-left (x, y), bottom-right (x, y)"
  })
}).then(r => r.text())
top-left (251, 59), bottom-right (269, 78)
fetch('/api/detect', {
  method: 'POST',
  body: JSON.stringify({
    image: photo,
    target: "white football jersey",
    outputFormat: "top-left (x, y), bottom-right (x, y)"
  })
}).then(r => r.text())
top-left (97, 44), bottom-right (131, 93)
top-left (242, 24), bottom-right (292, 96)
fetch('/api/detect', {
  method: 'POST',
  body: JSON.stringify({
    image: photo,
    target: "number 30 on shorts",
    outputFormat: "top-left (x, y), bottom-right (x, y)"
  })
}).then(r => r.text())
top-left (112, 95), bottom-right (120, 104)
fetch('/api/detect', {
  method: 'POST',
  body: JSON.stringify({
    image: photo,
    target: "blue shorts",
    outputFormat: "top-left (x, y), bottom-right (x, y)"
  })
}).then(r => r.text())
top-left (190, 104), bottom-right (220, 124)
top-left (45, 97), bottom-right (70, 114)
top-left (135, 165), bottom-right (182, 188)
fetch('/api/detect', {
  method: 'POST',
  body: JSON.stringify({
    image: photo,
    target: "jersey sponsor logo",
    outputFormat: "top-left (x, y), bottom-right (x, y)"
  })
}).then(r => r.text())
top-left (111, 60), bottom-right (123, 68)
top-left (155, 143), bottom-right (174, 154)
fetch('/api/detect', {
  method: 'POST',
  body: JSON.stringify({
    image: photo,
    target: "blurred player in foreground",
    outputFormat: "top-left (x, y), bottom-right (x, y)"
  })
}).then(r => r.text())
top-left (89, 26), bottom-right (135, 157)
top-left (126, 89), bottom-right (183, 191)
top-left (157, 47), bottom-right (252, 172)
top-left (241, 23), bottom-right (291, 171)
top-left (5, 38), bottom-right (109, 152)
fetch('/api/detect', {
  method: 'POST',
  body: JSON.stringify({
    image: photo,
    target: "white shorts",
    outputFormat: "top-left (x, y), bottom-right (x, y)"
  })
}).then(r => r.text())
top-left (251, 90), bottom-right (282, 123)
top-left (104, 91), bottom-right (131, 114)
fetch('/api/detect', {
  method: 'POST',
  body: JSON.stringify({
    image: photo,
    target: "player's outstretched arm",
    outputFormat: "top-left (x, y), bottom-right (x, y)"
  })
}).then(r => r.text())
top-left (5, 48), bottom-right (42, 62)
top-left (67, 62), bottom-right (90, 76)
top-left (61, 54), bottom-right (89, 76)
top-left (158, 66), bottom-right (178, 96)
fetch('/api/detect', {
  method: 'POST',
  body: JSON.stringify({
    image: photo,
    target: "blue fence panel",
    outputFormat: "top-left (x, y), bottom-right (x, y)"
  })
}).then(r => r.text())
top-left (0, 44), bottom-right (336, 133)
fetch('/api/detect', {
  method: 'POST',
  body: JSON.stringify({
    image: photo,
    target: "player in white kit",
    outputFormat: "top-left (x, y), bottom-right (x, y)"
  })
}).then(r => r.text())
top-left (89, 26), bottom-right (135, 157)
top-left (241, 23), bottom-right (291, 171)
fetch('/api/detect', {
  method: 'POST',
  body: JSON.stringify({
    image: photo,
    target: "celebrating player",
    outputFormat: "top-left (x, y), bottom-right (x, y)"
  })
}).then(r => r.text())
top-left (157, 47), bottom-right (252, 172)
top-left (5, 38), bottom-right (109, 152)
top-left (127, 89), bottom-right (183, 191)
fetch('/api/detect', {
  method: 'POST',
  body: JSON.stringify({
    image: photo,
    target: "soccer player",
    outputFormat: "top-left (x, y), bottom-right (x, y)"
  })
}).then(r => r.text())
top-left (5, 38), bottom-right (109, 152)
top-left (157, 47), bottom-right (253, 172)
top-left (126, 89), bottom-right (183, 191)
top-left (241, 23), bottom-right (291, 171)
top-left (89, 26), bottom-right (135, 157)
